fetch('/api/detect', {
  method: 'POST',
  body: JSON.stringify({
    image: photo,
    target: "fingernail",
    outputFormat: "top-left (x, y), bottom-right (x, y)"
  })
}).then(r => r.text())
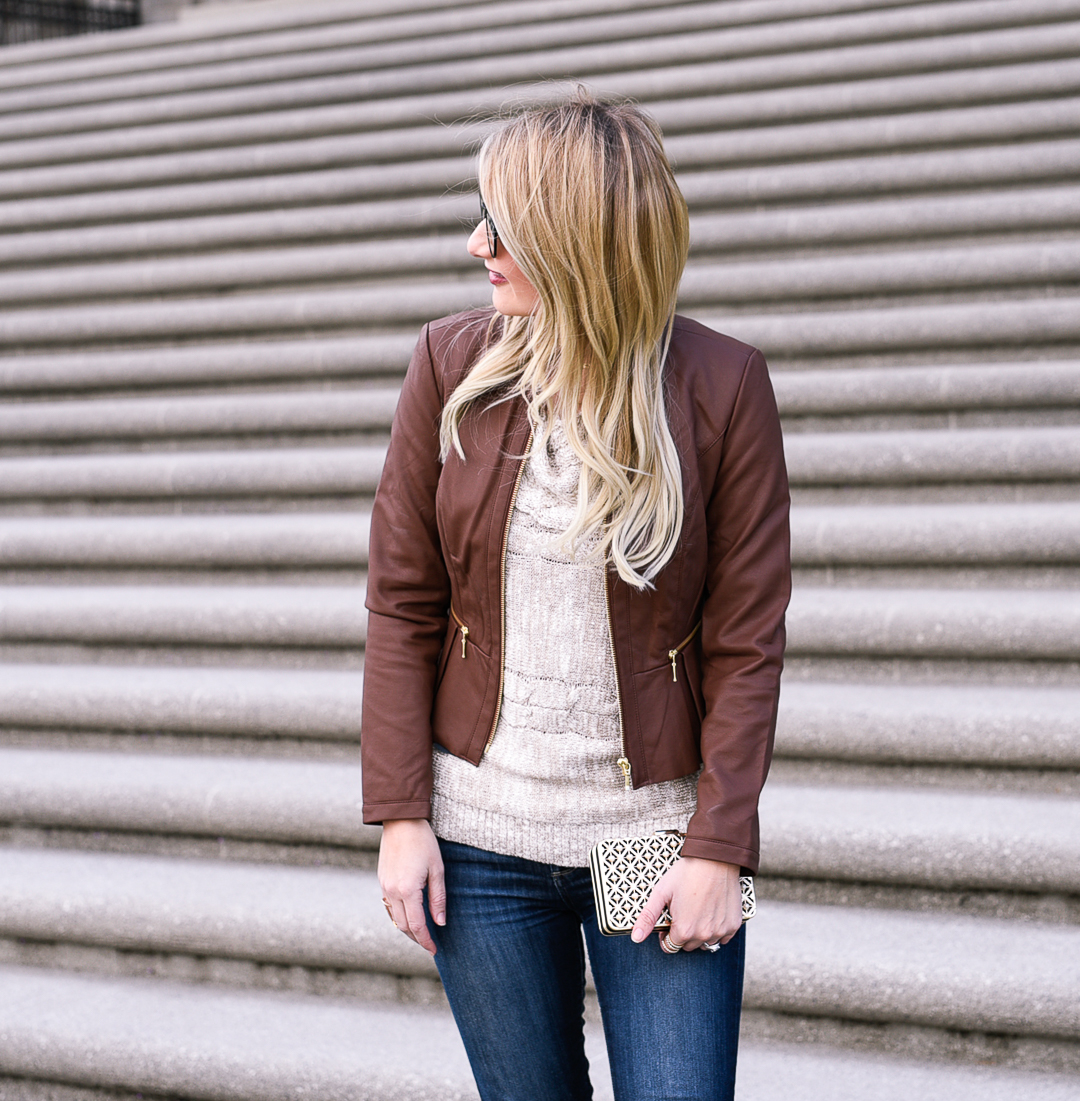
top-left (630, 929), bottom-right (644, 943)
top-left (436, 913), bottom-right (446, 925)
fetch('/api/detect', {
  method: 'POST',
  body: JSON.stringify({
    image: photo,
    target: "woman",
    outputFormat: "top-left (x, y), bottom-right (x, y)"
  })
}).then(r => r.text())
top-left (362, 93), bottom-right (790, 1101)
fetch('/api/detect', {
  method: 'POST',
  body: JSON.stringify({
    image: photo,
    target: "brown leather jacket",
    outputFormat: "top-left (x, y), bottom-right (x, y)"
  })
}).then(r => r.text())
top-left (361, 308), bottom-right (790, 872)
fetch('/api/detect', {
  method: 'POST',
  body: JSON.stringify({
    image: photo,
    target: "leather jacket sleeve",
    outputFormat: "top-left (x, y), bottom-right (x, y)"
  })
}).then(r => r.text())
top-left (680, 347), bottom-right (791, 869)
top-left (361, 323), bottom-right (448, 823)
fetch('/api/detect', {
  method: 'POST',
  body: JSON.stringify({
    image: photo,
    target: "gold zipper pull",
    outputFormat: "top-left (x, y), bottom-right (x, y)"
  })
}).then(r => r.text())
top-left (617, 756), bottom-right (632, 789)
top-left (460, 625), bottom-right (469, 659)
top-left (668, 649), bottom-right (679, 681)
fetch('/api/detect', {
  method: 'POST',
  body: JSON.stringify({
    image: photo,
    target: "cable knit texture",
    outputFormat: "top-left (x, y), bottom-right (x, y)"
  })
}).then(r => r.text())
top-left (430, 417), bottom-right (699, 867)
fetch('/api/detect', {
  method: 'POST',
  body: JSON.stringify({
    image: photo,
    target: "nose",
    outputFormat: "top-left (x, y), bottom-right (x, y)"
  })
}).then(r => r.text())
top-left (467, 220), bottom-right (491, 260)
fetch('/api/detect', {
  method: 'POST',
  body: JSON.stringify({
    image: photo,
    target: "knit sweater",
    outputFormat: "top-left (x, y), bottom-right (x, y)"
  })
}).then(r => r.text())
top-left (430, 417), bottom-right (699, 867)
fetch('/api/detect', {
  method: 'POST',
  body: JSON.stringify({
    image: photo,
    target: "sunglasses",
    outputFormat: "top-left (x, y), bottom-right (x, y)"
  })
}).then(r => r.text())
top-left (479, 197), bottom-right (500, 258)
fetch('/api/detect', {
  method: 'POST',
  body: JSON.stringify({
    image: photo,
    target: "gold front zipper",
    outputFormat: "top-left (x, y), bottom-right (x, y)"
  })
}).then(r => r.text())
top-left (483, 428), bottom-right (534, 755)
top-left (667, 621), bottom-right (702, 682)
top-left (603, 570), bottom-right (631, 790)
top-left (450, 605), bottom-right (470, 658)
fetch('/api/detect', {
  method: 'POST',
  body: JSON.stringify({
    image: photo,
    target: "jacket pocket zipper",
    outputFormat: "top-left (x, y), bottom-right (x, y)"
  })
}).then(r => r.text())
top-left (667, 621), bottom-right (702, 682)
top-left (450, 604), bottom-right (470, 659)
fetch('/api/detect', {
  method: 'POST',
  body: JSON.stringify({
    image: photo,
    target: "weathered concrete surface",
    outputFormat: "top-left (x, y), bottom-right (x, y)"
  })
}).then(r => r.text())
top-left (0, 966), bottom-right (477, 1101)
top-left (0, 513), bottom-right (371, 567)
top-left (787, 587), bottom-right (1080, 660)
top-left (776, 681), bottom-right (1080, 766)
top-left (0, 749), bottom-right (375, 845)
top-left (759, 783), bottom-right (1080, 891)
top-left (0, 663), bottom-right (363, 736)
top-left (0, 586), bottom-right (368, 647)
top-left (2, 851), bottom-right (1079, 1040)
top-left (0, 447), bottom-right (383, 498)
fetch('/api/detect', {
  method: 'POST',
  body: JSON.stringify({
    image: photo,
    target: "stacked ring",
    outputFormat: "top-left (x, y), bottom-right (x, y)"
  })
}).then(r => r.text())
top-left (659, 932), bottom-right (685, 954)
top-left (700, 941), bottom-right (721, 953)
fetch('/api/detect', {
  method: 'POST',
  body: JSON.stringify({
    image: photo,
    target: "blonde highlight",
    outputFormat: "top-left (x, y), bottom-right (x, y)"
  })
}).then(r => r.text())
top-left (441, 92), bottom-right (690, 590)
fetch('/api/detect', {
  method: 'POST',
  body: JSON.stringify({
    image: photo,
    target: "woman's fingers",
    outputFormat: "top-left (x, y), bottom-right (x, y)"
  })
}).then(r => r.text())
top-left (377, 819), bottom-right (445, 955)
top-left (427, 862), bottom-right (447, 927)
top-left (402, 890), bottom-right (438, 955)
top-left (637, 857), bottom-right (743, 952)
top-left (631, 873), bottom-right (675, 943)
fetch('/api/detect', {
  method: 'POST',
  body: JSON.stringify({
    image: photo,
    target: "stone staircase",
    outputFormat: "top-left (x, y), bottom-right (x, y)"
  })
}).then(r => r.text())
top-left (0, 0), bottom-right (1077, 1097)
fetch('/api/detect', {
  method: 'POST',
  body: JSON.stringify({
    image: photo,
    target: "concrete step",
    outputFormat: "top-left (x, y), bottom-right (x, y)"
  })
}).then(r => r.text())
top-left (0, 389), bottom-right (397, 441)
top-left (0, 426), bottom-right (1077, 501)
top-left (0, 747), bottom-right (374, 847)
top-left (0, 346), bottom-right (1071, 410)
top-left (0, 156), bottom-right (473, 225)
top-left (0, 337), bottom-right (414, 392)
top-left (777, 681), bottom-right (1080, 768)
top-left (5, 183), bottom-right (1080, 270)
top-left (690, 184), bottom-right (1080, 255)
top-left (701, 296), bottom-right (1080, 363)
top-left (686, 237), bottom-right (1080, 305)
top-left (678, 136), bottom-right (1080, 209)
top-left (0, 662), bottom-right (362, 738)
top-left (788, 587), bottom-right (1080, 661)
top-left (5, 234), bottom-right (1080, 308)
top-left (4, 286), bottom-right (1080, 359)
top-left (0, 585), bottom-right (366, 648)
top-left (4, 45), bottom-right (1079, 167)
top-left (774, 361), bottom-right (1080, 417)
top-left (0, 513), bottom-right (369, 567)
top-left (5, 135), bottom-right (1077, 233)
top-left (0, 502), bottom-right (1076, 571)
top-left (2, 1), bottom-right (1076, 148)
top-left (0, 281), bottom-right (482, 349)
top-left (0, 666), bottom-right (1074, 769)
top-left (0, 850), bottom-right (1078, 1043)
top-left (0, 446), bottom-right (382, 500)
top-left (746, 901), bottom-right (1080, 1041)
top-left (791, 501), bottom-right (1080, 565)
top-left (8, 64), bottom-right (1080, 184)
top-left (9, 91), bottom-right (1080, 203)
top-left (0, 0), bottom-right (921, 89)
top-left (758, 783), bottom-right (1080, 892)
top-left (2, 750), bottom-right (1077, 895)
top-left (785, 425), bottom-right (1080, 485)
top-left (6, 0), bottom-right (1075, 116)
top-left (1, 964), bottom-right (1078, 1101)
top-left (0, 965), bottom-right (478, 1101)
top-left (0, 195), bottom-right (478, 265)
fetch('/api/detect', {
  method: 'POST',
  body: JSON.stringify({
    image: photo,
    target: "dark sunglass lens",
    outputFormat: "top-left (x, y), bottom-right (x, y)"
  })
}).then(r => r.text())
top-left (480, 198), bottom-right (498, 257)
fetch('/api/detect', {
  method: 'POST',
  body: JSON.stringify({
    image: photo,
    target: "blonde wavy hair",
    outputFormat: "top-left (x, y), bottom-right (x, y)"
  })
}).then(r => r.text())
top-left (440, 92), bottom-right (690, 590)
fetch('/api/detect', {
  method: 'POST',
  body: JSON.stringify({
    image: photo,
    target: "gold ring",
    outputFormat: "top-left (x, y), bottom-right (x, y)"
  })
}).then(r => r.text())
top-left (381, 898), bottom-right (398, 928)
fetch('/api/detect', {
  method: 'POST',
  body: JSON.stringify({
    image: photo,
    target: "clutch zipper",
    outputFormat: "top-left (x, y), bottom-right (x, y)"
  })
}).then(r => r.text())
top-left (667, 620), bottom-right (702, 682)
top-left (603, 570), bottom-right (632, 790)
top-left (449, 604), bottom-right (469, 658)
top-left (483, 427), bottom-right (534, 755)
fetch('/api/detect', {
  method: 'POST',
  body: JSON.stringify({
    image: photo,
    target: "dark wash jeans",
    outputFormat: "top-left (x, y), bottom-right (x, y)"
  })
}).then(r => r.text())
top-left (427, 838), bottom-right (745, 1101)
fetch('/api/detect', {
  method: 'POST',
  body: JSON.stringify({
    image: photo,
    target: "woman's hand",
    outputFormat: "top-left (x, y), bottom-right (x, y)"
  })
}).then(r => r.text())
top-left (630, 856), bottom-right (742, 952)
top-left (378, 818), bottom-right (446, 955)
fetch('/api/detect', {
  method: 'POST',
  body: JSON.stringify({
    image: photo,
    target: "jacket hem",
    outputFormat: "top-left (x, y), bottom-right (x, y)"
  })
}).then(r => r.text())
top-left (680, 835), bottom-right (758, 872)
top-left (362, 799), bottom-right (432, 826)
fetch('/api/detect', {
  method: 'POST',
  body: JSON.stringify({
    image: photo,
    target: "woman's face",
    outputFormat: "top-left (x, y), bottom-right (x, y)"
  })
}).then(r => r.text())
top-left (467, 210), bottom-right (539, 317)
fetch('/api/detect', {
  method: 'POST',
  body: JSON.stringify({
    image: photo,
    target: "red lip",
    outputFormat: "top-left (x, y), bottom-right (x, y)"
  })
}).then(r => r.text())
top-left (487, 269), bottom-right (508, 286)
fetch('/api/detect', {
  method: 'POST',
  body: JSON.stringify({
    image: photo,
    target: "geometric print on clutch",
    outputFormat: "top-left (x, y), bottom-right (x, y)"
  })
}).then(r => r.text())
top-left (589, 830), bottom-right (756, 936)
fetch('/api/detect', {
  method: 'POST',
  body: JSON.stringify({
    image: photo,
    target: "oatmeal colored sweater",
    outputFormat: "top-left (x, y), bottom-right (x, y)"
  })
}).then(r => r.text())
top-left (430, 418), bottom-right (699, 867)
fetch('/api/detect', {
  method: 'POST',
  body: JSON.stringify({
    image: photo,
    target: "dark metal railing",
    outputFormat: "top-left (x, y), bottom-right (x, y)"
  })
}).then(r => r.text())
top-left (0, 0), bottom-right (140, 44)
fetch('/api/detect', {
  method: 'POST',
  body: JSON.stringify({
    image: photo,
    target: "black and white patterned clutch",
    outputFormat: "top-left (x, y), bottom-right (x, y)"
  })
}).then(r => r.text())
top-left (588, 830), bottom-right (756, 937)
